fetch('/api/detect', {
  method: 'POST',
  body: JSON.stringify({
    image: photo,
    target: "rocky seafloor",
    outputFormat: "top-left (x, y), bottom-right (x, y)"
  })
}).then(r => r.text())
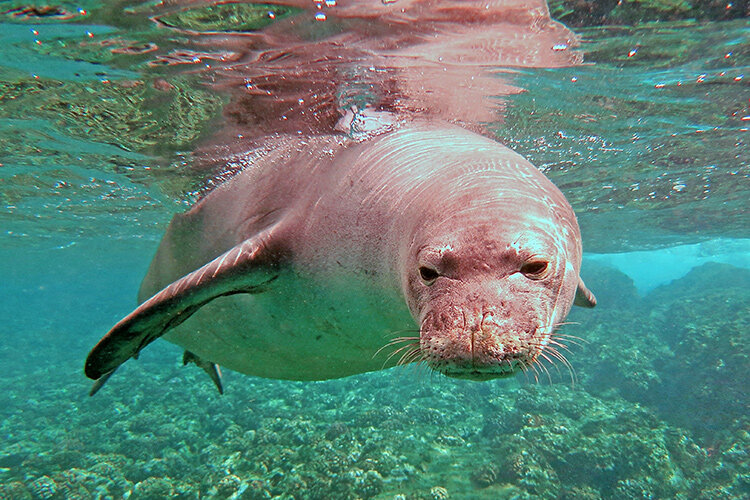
top-left (1, 261), bottom-right (748, 500)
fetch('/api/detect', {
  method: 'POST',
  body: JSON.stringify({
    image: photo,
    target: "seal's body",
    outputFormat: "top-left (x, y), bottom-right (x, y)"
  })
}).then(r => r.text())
top-left (85, 123), bottom-right (595, 385)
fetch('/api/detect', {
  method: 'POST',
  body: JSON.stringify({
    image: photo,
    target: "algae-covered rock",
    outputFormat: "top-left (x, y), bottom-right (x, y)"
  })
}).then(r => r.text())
top-left (0, 481), bottom-right (32, 500)
top-left (487, 385), bottom-right (703, 498)
top-left (354, 469), bottom-right (384, 499)
top-left (549, 262), bottom-right (664, 400)
top-left (27, 475), bottom-right (57, 500)
top-left (548, 0), bottom-right (747, 26)
top-left (156, 3), bottom-right (303, 33)
top-left (571, 261), bottom-right (748, 441)
top-left (470, 462), bottom-right (500, 488)
top-left (647, 263), bottom-right (749, 437)
top-left (130, 476), bottom-right (197, 499)
top-left (580, 261), bottom-right (643, 311)
top-left (576, 311), bottom-right (672, 402)
top-left (0, 76), bottom-right (224, 156)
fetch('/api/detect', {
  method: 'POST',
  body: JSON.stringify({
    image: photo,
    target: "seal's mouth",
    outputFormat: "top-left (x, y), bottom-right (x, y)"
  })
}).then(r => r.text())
top-left (442, 370), bottom-right (516, 381)
top-left (433, 357), bottom-right (529, 381)
top-left (417, 306), bottom-right (549, 380)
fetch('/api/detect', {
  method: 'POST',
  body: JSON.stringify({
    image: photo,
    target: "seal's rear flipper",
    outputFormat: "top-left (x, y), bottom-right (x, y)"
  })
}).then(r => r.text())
top-left (84, 231), bottom-right (282, 385)
top-left (88, 367), bottom-right (117, 396)
top-left (183, 350), bottom-right (224, 395)
top-left (574, 278), bottom-right (597, 308)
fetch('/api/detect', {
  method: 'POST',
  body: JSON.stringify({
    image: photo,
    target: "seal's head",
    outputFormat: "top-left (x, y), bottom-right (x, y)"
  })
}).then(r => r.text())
top-left (402, 196), bottom-right (591, 381)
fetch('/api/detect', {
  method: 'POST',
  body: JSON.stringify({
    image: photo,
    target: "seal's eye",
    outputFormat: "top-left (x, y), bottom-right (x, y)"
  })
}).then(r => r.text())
top-left (419, 266), bottom-right (440, 284)
top-left (521, 260), bottom-right (549, 278)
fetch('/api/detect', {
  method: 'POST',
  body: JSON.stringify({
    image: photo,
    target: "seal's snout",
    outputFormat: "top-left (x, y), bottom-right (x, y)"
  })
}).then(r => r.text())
top-left (420, 305), bottom-right (541, 380)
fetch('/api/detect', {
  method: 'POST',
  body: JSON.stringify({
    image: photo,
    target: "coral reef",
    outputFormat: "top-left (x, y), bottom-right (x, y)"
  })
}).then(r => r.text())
top-left (2, 261), bottom-right (748, 499)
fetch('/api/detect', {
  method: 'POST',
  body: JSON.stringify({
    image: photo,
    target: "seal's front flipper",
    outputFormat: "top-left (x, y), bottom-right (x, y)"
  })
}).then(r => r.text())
top-left (183, 350), bottom-right (224, 395)
top-left (574, 278), bottom-right (596, 308)
top-left (84, 231), bottom-right (283, 384)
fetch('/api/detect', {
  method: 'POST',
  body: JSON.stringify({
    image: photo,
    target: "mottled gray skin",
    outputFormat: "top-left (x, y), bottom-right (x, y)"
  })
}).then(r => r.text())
top-left (85, 122), bottom-right (595, 384)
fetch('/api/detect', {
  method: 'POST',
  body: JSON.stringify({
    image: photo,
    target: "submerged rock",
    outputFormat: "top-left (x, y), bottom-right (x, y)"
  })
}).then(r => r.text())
top-left (487, 385), bottom-right (704, 499)
top-left (574, 262), bottom-right (748, 438)
top-left (549, 0), bottom-right (748, 26)
top-left (27, 476), bottom-right (57, 500)
top-left (577, 261), bottom-right (642, 312)
top-left (648, 263), bottom-right (750, 438)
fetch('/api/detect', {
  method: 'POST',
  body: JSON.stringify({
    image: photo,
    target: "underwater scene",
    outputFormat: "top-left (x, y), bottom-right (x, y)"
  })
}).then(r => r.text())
top-left (1, 1), bottom-right (748, 499)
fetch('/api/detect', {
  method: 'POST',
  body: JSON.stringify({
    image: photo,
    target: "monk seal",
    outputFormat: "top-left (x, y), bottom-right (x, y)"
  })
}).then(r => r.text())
top-left (85, 122), bottom-right (596, 390)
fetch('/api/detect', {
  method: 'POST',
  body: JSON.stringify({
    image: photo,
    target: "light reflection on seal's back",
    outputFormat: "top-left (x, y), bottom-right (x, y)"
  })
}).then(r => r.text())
top-left (85, 0), bottom-right (596, 394)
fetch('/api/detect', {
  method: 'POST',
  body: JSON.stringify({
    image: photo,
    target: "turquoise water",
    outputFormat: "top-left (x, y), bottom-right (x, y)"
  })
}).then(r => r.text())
top-left (1, 2), bottom-right (749, 499)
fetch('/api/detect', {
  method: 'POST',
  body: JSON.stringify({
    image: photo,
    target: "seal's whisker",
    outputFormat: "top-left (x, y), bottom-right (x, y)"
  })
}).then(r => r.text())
top-left (381, 343), bottom-right (412, 362)
top-left (551, 333), bottom-right (588, 344)
top-left (407, 357), bottom-right (430, 384)
top-left (545, 346), bottom-right (577, 386)
top-left (422, 360), bottom-right (435, 384)
top-left (387, 335), bottom-right (421, 342)
top-left (529, 338), bottom-right (573, 356)
top-left (518, 360), bottom-right (533, 385)
top-left (401, 347), bottom-right (425, 367)
top-left (524, 359), bottom-right (542, 385)
top-left (400, 345), bottom-right (420, 363)
top-left (375, 337), bottom-right (420, 359)
top-left (382, 347), bottom-right (410, 369)
top-left (537, 351), bottom-right (563, 381)
top-left (549, 336), bottom-right (585, 348)
top-left (534, 356), bottom-right (554, 385)
top-left (553, 321), bottom-right (580, 327)
top-left (546, 338), bottom-right (576, 353)
top-left (526, 359), bottom-right (542, 385)
top-left (397, 346), bottom-right (423, 367)
top-left (393, 351), bottom-right (426, 382)
top-left (396, 349), bottom-right (415, 367)
top-left (382, 336), bottom-right (421, 347)
top-left (546, 346), bottom-right (574, 372)
top-left (381, 329), bottom-right (420, 339)
top-left (382, 342), bottom-right (419, 366)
